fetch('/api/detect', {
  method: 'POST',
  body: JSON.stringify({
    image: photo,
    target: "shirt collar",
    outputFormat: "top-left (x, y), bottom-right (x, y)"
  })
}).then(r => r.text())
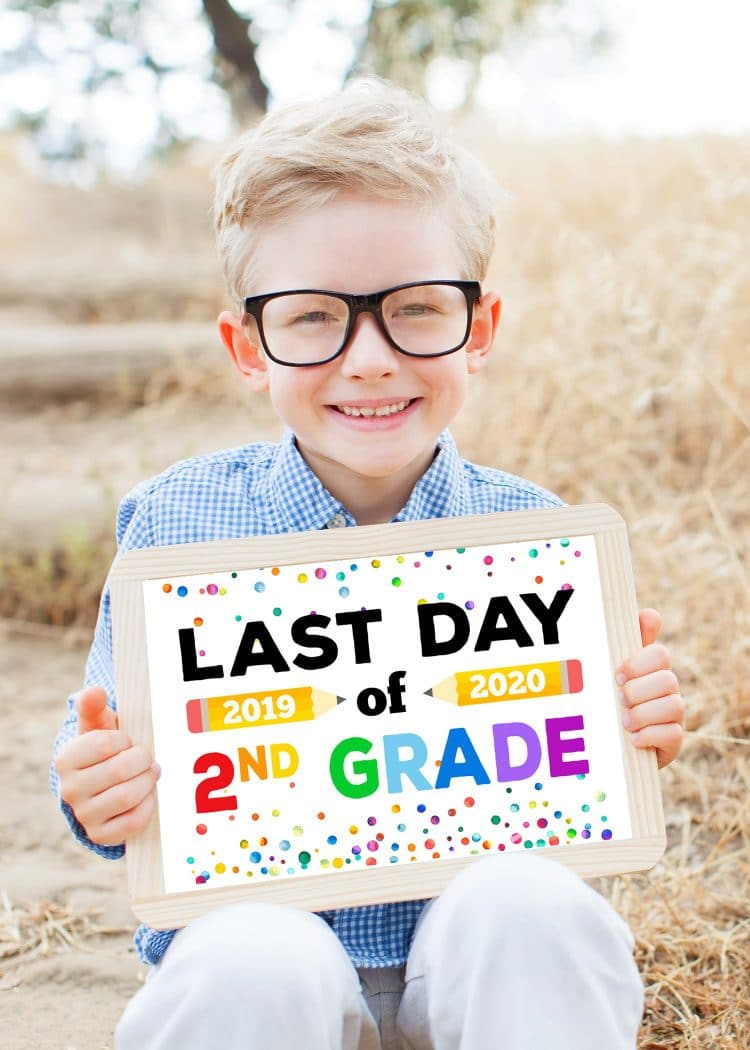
top-left (267, 427), bottom-right (465, 531)
top-left (392, 430), bottom-right (465, 522)
top-left (267, 429), bottom-right (350, 532)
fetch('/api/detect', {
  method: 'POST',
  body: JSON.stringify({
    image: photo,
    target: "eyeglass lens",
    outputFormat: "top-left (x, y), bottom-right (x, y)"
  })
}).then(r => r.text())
top-left (260, 284), bottom-right (470, 364)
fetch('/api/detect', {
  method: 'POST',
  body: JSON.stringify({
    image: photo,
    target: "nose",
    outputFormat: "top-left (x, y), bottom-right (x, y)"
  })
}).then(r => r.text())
top-left (338, 313), bottom-right (399, 380)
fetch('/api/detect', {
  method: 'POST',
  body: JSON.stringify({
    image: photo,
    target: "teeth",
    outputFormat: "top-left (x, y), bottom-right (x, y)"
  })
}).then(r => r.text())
top-left (339, 400), bottom-right (410, 417)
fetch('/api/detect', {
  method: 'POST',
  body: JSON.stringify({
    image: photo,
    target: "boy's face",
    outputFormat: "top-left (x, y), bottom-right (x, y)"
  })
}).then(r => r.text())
top-left (219, 196), bottom-right (500, 520)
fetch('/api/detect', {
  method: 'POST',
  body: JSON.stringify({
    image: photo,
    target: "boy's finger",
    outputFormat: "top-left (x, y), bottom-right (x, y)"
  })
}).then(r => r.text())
top-left (621, 693), bottom-right (684, 733)
top-left (55, 729), bottom-right (133, 782)
top-left (637, 608), bottom-right (662, 648)
top-left (629, 721), bottom-right (684, 769)
top-left (91, 791), bottom-right (158, 847)
top-left (78, 766), bottom-right (159, 831)
top-left (67, 744), bottom-right (157, 802)
top-left (621, 668), bottom-right (680, 706)
top-left (616, 642), bottom-right (671, 684)
top-left (76, 686), bottom-right (118, 734)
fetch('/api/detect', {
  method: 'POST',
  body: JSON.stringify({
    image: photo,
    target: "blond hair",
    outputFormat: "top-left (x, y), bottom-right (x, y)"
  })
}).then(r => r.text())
top-left (212, 78), bottom-right (498, 305)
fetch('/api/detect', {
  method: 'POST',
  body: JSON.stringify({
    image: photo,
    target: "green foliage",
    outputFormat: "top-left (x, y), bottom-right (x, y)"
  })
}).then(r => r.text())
top-left (354, 0), bottom-right (559, 101)
top-left (1, 0), bottom-right (563, 170)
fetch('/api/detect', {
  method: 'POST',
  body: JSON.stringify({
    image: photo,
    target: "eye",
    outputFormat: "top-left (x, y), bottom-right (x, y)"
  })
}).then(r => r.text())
top-left (292, 310), bottom-right (335, 324)
top-left (397, 302), bottom-right (435, 316)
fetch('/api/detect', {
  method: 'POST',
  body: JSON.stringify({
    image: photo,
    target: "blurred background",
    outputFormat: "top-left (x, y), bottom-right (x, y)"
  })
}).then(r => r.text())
top-left (1, 3), bottom-right (749, 1048)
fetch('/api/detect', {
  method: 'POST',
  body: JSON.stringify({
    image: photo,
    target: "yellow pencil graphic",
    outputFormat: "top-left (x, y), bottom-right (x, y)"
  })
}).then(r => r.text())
top-left (426, 659), bottom-right (583, 706)
top-left (186, 686), bottom-right (346, 733)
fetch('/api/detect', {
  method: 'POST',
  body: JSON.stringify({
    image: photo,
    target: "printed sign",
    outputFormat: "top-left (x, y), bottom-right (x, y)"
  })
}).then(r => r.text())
top-left (110, 506), bottom-right (665, 929)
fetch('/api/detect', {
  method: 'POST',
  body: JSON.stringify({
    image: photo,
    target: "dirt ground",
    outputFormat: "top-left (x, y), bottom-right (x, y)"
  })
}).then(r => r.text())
top-left (0, 390), bottom-right (281, 1049)
top-left (0, 624), bottom-right (136, 1049)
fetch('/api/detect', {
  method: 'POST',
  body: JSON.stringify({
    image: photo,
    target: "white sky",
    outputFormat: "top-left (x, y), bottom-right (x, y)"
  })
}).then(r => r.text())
top-left (478, 0), bottom-right (750, 138)
top-left (2, 0), bottom-right (749, 178)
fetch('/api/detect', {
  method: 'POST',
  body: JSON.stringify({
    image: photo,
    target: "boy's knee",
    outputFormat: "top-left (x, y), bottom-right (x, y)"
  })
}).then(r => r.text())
top-left (438, 855), bottom-right (632, 951)
top-left (166, 901), bottom-right (347, 988)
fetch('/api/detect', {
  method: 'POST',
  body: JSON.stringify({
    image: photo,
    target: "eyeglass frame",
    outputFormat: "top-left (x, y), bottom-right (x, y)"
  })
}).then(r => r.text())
top-left (241, 279), bottom-right (483, 367)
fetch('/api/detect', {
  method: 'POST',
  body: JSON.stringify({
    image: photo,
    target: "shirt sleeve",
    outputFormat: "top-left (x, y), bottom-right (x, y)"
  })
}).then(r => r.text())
top-left (50, 482), bottom-right (156, 859)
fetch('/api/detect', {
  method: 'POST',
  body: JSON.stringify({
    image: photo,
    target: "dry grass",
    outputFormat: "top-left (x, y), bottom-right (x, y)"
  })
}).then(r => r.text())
top-left (0, 892), bottom-right (127, 969)
top-left (3, 130), bottom-right (749, 1045)
top-left (452, 132), bottom-right (750, 1048)
top-left (0, 527), bottom-right (115, 627)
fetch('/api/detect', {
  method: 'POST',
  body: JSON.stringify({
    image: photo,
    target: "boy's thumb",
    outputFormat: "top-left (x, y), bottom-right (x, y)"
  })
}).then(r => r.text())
top-left (76, 686), bottom-right (118, 733)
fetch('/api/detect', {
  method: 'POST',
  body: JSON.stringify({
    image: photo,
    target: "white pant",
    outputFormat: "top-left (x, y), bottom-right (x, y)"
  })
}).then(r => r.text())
top-left (116, 855), bottom-right (643, 1049)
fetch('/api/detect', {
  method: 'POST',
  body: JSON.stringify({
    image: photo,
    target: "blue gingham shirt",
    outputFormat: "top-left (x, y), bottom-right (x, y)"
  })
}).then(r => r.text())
top-left (51, 427), bottom-right (561, 968)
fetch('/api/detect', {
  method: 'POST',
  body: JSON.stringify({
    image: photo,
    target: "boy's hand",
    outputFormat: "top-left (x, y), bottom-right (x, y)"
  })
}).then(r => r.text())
top-left (55, 685), bottom-right (161, 846)
top-left (616, 609), bottom-right (684, 769)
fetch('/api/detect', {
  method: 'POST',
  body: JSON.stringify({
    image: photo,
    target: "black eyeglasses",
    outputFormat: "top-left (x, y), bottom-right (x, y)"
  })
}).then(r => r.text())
top-left (242, 280), bottom-right (482, 367)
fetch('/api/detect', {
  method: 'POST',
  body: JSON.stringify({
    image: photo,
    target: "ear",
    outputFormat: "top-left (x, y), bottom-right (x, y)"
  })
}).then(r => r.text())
top-left (465, 292), bottom-right (501, 375)
top-left (217, 310), bottom-right (269, 392)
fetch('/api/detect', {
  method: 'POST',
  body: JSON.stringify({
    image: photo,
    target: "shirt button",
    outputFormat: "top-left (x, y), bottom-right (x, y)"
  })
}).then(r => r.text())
top-left (327, 513), bottom-right (347, 529)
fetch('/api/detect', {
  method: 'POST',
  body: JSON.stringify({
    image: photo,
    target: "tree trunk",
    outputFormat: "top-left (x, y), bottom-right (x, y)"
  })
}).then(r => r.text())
top-left (201, 0), bottom-right (269, 120)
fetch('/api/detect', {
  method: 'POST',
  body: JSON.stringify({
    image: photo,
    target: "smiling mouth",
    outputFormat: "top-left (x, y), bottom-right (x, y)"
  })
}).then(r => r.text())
top-left (334, 399), bottom-right (413, 418)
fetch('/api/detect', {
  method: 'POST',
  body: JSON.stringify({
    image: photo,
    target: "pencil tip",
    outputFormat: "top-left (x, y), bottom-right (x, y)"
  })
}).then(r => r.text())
top-left (424, 689), bottom-right (433, 697)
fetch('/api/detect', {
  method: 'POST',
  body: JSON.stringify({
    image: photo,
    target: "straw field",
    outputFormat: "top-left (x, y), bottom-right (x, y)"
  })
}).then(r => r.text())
top-left (1, 128), bottom-right (748, 1047)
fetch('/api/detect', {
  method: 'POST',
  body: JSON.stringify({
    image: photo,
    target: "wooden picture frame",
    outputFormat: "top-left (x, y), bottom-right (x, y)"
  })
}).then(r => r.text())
top-left (109, 504), bottom-right (665, 929)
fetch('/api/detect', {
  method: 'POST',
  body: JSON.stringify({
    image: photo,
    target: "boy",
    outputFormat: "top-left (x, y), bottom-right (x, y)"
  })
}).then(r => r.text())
top-left (52, 79), bottom-right (684, 1050)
